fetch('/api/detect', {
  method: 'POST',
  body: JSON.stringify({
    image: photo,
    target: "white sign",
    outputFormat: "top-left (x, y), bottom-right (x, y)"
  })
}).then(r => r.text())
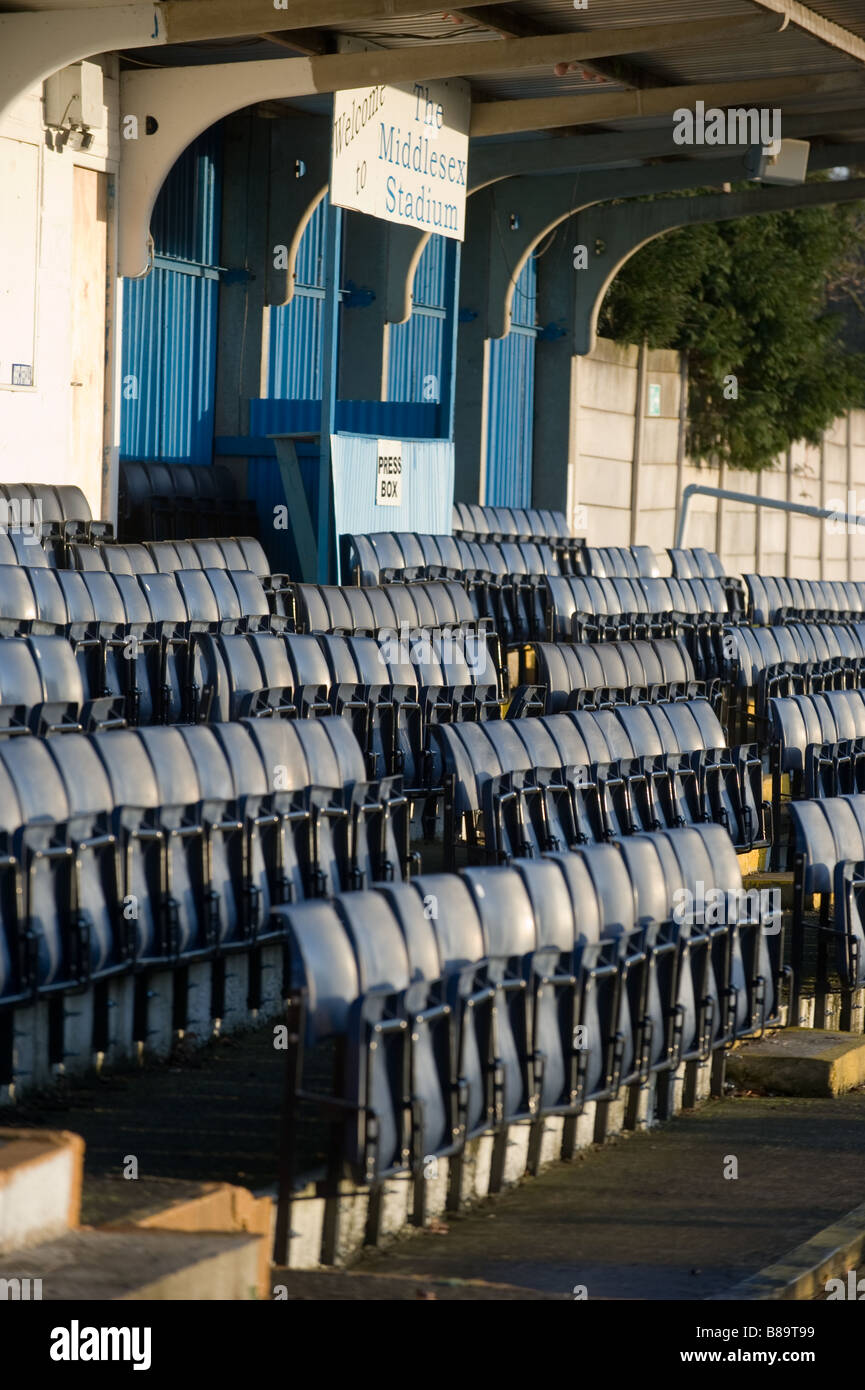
top-left (331, 79), bottom-right (470, 240)
top-left (375, 439), bottom-right (403, 507)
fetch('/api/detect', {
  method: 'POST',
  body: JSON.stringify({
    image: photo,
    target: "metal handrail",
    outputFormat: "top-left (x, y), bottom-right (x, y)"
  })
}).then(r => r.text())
top-left (674, 483), bottom-right (863, 549)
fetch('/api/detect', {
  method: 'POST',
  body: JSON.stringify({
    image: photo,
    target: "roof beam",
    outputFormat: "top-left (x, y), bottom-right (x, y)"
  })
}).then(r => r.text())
top-left (173, 13), bottom-right (789, 78)
top-left (471, 106), bottom-right (865, 187)
top-left (746, 0), bottom-right (865, 65)
top-left (451, 5), bottom-right (668, 89)
top-left (472, 73), bottom-right (863, 137)
top-left (259, 29), bottom-right (333, 58)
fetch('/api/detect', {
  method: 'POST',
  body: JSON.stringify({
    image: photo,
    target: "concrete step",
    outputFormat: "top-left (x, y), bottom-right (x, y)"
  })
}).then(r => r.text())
top-left (100, 1176), bottom-right (273, 1294)
top-left (727, 1028), bottom-right (865, 1096)
top-left (0, 1226), bottom-right (264, 1300)
top-left (0, 1129), bottom-right (83, 1255)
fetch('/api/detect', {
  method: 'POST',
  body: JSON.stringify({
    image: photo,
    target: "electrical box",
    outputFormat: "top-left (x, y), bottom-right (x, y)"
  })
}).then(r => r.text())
top-left (44, 62), bottom-right (105, 131)
top-left (750, 138), bottom-right (810, 186)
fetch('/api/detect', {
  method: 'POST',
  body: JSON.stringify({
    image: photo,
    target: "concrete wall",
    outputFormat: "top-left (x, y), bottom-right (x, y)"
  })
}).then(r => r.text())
top-left (570, 335), bottom-right (865, 580)
top-left (0, 60), bottom-right (120, 520)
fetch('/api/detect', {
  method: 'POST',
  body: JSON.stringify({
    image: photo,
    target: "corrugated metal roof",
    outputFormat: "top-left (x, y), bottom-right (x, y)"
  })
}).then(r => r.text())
top-left (126, 0), bottom-right (865, 107)
top-left (113, 0), bottom-right (865, 182)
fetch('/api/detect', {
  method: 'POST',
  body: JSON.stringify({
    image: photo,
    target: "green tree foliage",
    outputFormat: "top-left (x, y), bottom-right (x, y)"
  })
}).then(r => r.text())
top-left (597, 193), bottom-right (865, 472)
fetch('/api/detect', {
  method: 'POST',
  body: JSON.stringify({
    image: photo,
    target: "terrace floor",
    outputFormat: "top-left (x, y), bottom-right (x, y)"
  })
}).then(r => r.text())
top-left (5, 1023), bottom-right (861, 1300)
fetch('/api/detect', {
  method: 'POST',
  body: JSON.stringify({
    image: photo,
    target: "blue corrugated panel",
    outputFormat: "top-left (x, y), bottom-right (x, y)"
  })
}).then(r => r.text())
top-left (246, 445), bottom-right (319, 576)
top-left (150, 126), bottom-right (221, 263)
top-left (120, 128), bottom-right (222, 464)
top-left (268, 217), bottom-right (455, 427)
top-left (161, 272), bottom-right (219, 462)
top-left (121, 271), bottom-right (218, 463)
top-left (412, 234), bottom-right (448, 308)
top-left (267, 197), bottom-right (328, 398)
top-left (484, 255), bottom-right (537, 508)
top-left (268, 292), bottom-right (323, 399)
top-left (294, 196), bottom-right (327, 288)
top-left (249, 398), bottom-right (437, 440)
top-left (249, 399), bottom-right (323, 437)
top-left (387, 311), bottom-right (444, 405)
top-left (120, 273), bottom-right (163, 459)
top-left (337, 401), bottom-right (437, 436)
top-left (510, 252), bottom-right (537, 330)
top-left (387, 235), bottom-right (447, 406)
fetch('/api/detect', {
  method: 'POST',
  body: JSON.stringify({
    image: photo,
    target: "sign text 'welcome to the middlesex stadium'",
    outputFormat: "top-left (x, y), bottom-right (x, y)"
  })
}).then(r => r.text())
top-left (330, 79), bottom-right (470, 240)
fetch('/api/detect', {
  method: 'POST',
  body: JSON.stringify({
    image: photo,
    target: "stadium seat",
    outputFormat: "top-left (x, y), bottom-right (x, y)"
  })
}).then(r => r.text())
top-left (724, 621), bottom-right (865, 743)
top-left (789, 795), bottom-right (865, 1023)
top-left (274, 818), bottom-right (782, 1259)
top-left (744, 574), bottom-right (865, 625)
top-left (431, 698), bottom-right (766, 863)
top-left (526, 637), bottom-right (705, 714)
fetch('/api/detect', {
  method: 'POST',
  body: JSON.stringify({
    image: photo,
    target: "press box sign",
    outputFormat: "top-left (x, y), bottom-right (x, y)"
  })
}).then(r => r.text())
top-left (375, 440), bottom-right (403, 507)
top-left (330, 79), bottom-right (470, 240)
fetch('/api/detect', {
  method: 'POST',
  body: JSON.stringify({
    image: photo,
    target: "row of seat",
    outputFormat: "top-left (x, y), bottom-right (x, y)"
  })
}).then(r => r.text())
top-left (544, 575), bottom-right (731, 682)
top-left (0, 621), bottom-right (504, 786)
top-left (770, 691), bottom-right (865, 792)
top-left (767, 691), bottom-right (865, 865)
top-left (0, 561), bottom-right (274, 632)
top-left (0, 483), bottom-right (98, 540)
top-left (525, 638), bottom-right (707, 715)
top-left (0, 563), bottom-right (283, 724)
top-left (452, 502), bottom-right (574, 548)
top-left (341, 533), bottom-right (555, 643)
top-left (342, 532), bottom-right (559, 586)
top-left (348, 533), bottom-right (728, 590)
top-left (431, 698), bottom-right (766, 862)
top-left (0, 573), bottom-right (509, 736)
top-left (0, 634), bottom-right (125, 736)
top-left (744, 575), bottom-right (865, 625)
top-left (0, 530), bottom-right (271, 583)
top-left (789, 795), bottom-right (865, 1019)
top-left (67, 536), bottom-right (271, 581)
top-left (545, 574), bottom-right (731, 639)
top-left (0, 718), bottom-right (412, 1079)
top-left (723, 622), bottom-right (865, 744)
top-left (344, 536), bottom-right (711, 592)
top-left (293, 580), bottom-right (480, 638)
top-left (119, 460), bottom-right (257, 542)
top-left (193, 628), bottom-right (502, 788)
top-left (668, 548), bottom-right (727, 581)
top-left (343, 535), bottom-right (732, 616)
top-left (580, 546), bottom-right (659, 580)
top-left (279, 823), bottom-right (782, 1253)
